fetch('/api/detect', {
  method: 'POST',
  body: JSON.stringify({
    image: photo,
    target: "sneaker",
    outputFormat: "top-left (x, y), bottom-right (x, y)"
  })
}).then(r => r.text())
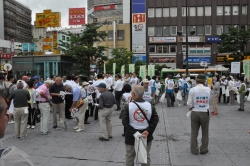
top-left (20, 134), bottom-right (27, 139)
top-left (27, 125), bottom-right (31, 129)
top-left (74, 126), bottom-right (79, 130)
top-left (31, 125), bottom-right (35, 129)
top-left (99, 137), bottom-right (109, 141)
top-left (211, 112), bottom-right (218, 116)
top-left (76, 129), bottom-right (84, 132)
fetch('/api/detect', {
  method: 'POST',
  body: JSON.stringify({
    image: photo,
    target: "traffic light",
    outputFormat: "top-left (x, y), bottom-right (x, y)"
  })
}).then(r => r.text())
top-left (226, 54), bottom-right (234, 61)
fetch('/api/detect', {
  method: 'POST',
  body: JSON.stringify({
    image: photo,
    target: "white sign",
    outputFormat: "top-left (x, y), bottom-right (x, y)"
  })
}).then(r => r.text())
top-left (132, 23), bottom-right (146, 33)
top-left (132, 43), bottom-right (146, 53)
top-left (149, 37), bottom-right (176, 43)
top-left (178, 36), bottom-right (205, 42)
top-left (231, 62), bottom-right (241, 74)
top-left (200, 61), bottom-right (208, 67)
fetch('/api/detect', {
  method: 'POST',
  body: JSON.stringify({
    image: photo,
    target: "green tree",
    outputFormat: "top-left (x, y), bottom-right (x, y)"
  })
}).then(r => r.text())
top-left (218, 27), bottom-right (250, 61)
top-left (59, 24), bottom-right (108, 76)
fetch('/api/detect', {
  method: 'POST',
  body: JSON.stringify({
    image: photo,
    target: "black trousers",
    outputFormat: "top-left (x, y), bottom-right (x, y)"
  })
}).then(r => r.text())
top-left (65, 94), bottom-right (73, 119)
top-left (115, 91), bottom-right (123, 109)
top-left (35, 101), bottom-right (40, 122)
top-left (219, 88), bottom-right (229, 103)
top-left (94, 98), bottom-right (99, 120)
top-left (28, 103), bottom-right (36, 126)
top-left (88, 103), bottom-right (94, 116)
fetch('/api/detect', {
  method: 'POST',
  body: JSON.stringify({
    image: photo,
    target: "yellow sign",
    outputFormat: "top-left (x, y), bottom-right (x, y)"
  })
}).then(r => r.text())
top-left (43, 38), bottom-right (52, 42)
top-left (53, 31), bottom-right (57, 49)
top-left (36, 10), bottom-right (61, 28)
top-left (207, 78), bottom-right (212, 85)
top-left (42, 45), bottom-right (52, 50)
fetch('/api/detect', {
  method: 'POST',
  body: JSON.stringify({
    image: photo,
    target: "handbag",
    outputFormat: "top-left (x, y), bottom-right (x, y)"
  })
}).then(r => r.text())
top-left (176, 91), bottom-right (183, 101)
top-left (76, 98), bottom-right (84, 108)
top-left (159, 93), bottom-right (165, 103)
top-left (133, 102), bottom-right (150, 123)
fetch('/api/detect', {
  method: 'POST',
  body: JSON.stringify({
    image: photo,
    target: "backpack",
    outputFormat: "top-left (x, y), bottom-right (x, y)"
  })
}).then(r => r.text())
top-left (0, 83), bottom-right (14, 103)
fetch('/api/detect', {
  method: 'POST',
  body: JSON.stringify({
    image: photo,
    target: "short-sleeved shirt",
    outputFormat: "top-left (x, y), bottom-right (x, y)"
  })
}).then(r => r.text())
top-left (39, 84), bottom-right (50, 102)
top-left (72, 87), bottom-right (83, 102)
top-left (49, 83), bottom-right (64, 104)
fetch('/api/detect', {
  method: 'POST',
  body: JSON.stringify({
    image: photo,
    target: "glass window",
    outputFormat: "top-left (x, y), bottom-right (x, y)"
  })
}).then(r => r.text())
top-left (148, 8), bottom-right (155, 18)
top-left (117, 30), bottom-right (124, 40)
top-left (197, 7), bottom-right (203, 16)
top-left (189, 7), bottom-right (196, 16)
top-left (171, 26), bottom-right (177, 35)
top-left (217, 25), bottom-right (223, 35)
top-left (148, 27), bottom-right (155, 36)
top-left (149, 45), bottom-right (156, 53)
top-left (170, 45), bottom-right (176, 53)
top-left (204, 44), bottom-right (211, 53)
top-left (162, 46), bottom-right (169, 53)
top-left (234, 25), bottom-right (239, 31)
top-left (156, 8), bottom-right (162, 17)
top-left (217, 6), bottom-right (223, 15)
top-left (182, 45), bottom-right (186, 53)
top-left (190, 26), bottom-right (196, 35)
top-left (163, 26), bottom-right (170, 36)
top-left (170, 7), bottom-right (177, 17)
top-left (205, 25), bottom-right (211, 35)
top-left (224, 25), bottom-right (230, 33)
top-left (240, 25), bottom-right (247, 30)
top-left (196, 44), bottom-right (203, 53)
top-left (197, 26), bottom-right (204, 35)
top-left (205, 6), bottom-right (211, 16)
top-left (108, 30), bottom-right (113, 41)
top-left (225, 6), bottom-right (231, 15)
top-left (157, 45), bottom-right (163, 53)
top-left (242, 5), bottom-right (247, 15)
top-left (163, 8), bottom-right (169, 17)
top-left (155, 27), bottom-right (162, 36)
top-left (233, 6), bottom-right (239, 15)
top-left (182, 26), bottom-right (188, 35)
top-left (182, 7), bottom-right (188, 16)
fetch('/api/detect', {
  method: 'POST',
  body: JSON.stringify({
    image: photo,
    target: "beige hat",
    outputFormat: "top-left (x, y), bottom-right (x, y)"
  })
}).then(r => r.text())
top-left (142, 79), bottom-right (149, 83)
top-left (82, 81), bottom-right (89, 86)
top-left (221, 76), bottom-right (226, 79)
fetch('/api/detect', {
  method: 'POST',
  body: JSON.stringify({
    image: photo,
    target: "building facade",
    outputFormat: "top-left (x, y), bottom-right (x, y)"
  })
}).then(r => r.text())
top-left (146, 0), bottom-right (250, 68)
top-left (3, 0), bottom-right (32, 43)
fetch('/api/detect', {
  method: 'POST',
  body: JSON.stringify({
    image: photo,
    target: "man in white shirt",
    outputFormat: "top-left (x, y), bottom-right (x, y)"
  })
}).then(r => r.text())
top-left (130, 73), bottom-right (138, 88)
top-left (219, 76), bottom-right (228, 103)
top-left (104, 74), bottom-right (111, 89)
top-left (187, 74), bottom-right (211, 155)
top-left (113, 75), bottom-right (124, 111)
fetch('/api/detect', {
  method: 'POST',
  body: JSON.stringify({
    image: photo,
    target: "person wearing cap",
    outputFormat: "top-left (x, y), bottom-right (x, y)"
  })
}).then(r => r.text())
top-left (49, 77), bottom-right (64, 129)
top-left (0, 97), bottom-right (34, 166)
top-left (87, 80), bottom-right (95, 116)
top-left (33, 76), bottom-right (43, 89)
top-left (81, 81), bottom-right (91, 124)
top-left (38, 79), bottom-right (53, 134)
top-left (238, 77), bottom-right (246, 111)
top-left (142, 79), bottom-right (152, 103)
top-left (165, 75), bottom-right (175, 107)
top-left (96, 82), bottom-right (115, 141)
top-left (8, 80), bottom-right (30, 139)
top-left (219, 76), bottom-right (228, 103)
top-left (114, 74), bottom-right (124, 111)
top-left (187, 74), bottom-right (211, 155)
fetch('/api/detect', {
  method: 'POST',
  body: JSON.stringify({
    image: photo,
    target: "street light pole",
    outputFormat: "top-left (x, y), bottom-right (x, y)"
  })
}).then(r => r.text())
top-left (185, 0), bottom-right (189, 75)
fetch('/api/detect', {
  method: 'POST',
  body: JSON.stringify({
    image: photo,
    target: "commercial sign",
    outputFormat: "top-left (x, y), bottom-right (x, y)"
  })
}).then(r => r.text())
top-left (69, 8), bottom-right (85, 25)
top-left (183, 57), bottom-right (211, 63)
top-left (231, 62), bottom-right (241, 74)
top-left (42, 45), bottom-right (52, 50)
top-left (43, 38), bottom-right (52, 42)
top-left (53, 31), bottom-right (57, 49)
top-left (0, 54), bottom-right (13, 59)
top-left (132, 14), bottom-right (146, 23)
top-left (132, 23), bottom-right (145, 33)
top-left (149, 37), bottom-right (176, 43)
top-left (36, 9), bottom-right (61, 28)
top-left (98, 16), bottom-right (122, 22)
top-left (132, 54), bottom-right (146, 63)
top-left (149, 57), bottom-right (176, 63)
top-left (30, 43), bottom-right (35, 51)
top-left (178, 36), bottom-right (205, 42)
top-left (22, 43), bottom-right (29, 51)
top-left (243, 60), bottom-right (250, 81)
top-left (206, 36), bottom-right (222, 43)
top-left (94, 4), bottom-right (122, 11)
top-left (132, 43), bottom-right (146, 53)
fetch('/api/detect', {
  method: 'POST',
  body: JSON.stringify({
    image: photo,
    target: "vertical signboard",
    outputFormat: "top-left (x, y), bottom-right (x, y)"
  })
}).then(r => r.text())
top-left (132, 0), bottom-right (146, 61)
top-left (53, 31), bottom-right (57, 50)
top-left (69, 8), bottom-right (86, 25)
top-left (22, 43), bottom-right (29, 51)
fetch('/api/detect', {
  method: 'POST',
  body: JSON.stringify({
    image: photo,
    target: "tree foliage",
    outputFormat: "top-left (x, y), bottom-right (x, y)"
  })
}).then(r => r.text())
top-left (59, 24), bottom-right (108, 76)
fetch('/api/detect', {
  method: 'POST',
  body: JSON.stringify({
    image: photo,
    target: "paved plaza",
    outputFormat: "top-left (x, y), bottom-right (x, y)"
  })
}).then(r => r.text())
top-left (2, 100), bottom-right (250, 166)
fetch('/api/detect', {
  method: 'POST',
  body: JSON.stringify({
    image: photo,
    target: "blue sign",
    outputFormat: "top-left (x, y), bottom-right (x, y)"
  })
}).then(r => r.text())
top-left (183, 57), bottom-right (211, 63)
top-left (30, 43), bottom-right (35, 51)
top-left (206, 36), bottom-right (222, 43)
top-left (132, 54), bottom-right (146, 63)
top-left (132, 0), bottom-right (145, 14)
top-left (132, 0), bottom-right (145, 3)
top-left (22, 43), bottom-right (29, 51)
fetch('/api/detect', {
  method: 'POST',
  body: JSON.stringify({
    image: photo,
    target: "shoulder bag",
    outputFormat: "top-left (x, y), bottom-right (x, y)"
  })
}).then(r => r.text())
top-left (133, 101), bottom-right (150, 123)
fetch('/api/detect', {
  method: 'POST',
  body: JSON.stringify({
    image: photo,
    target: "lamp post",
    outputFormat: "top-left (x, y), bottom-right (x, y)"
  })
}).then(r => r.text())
top-left (185, 0), bottom-right (188, 76)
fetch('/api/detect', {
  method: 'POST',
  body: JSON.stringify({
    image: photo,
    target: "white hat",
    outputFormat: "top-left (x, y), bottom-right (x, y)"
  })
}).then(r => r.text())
top-left (82, 81), bottom-right (89, 86)
top-left (186, 77), bottom-right (191, 82)
top-left (241, 73), bottom-right (245, 75)
top-left (221, 76), bottom-right (226, 79)
top-left (142, 79), bottom-right (149, 83)
top-left (175, 74), bottom-right (181, 78)
top-left (182, 74), bottom-right (186, 76)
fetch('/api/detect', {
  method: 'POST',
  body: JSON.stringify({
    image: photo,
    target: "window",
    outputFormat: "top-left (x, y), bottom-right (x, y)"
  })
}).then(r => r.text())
top-left (156, 8), bottom-right (162, 17)
top-left (182, 44), bottom-right (211, 53)
top-left (99, 31), bottom-right (106, 41)
top-left (171, 26), bottom-right (177, 35)
top-left (148, 8), bottom-right (155, 17)
top-left (197, 26), bottom-right (204, 35)
top-left (205, 25), bottom-right (211, 35)
top-left (163, 8), bottom-right (169, 17)
top-left (182, 7), bottom-right (188, 16)
top-left (224, 25), bottom-right (230, 33)
top-left (157, 45), bottom-right (163, 53)
top-left (170, 7), bottom-right (177, 17)
top-left (155, 27), bottom-right (162, 36)
top-left (163, 26), bottom-right (170, 36)
top-left (148, 27), bottom-right (155, 36)
top-left (233, 6), bottom-right (239, 15)
top-left (190, 26), bottom-right (196, 35)
top-left (182, 26), bottom-right (187, 35)
top-left (117, 30), bottom-right (124, 40)
top-left (62, 35), bottom-right (65, 40)
top-left (189, 7), bottom-right (196, 16)
top-left (197, 7), bottom-right (203, 16)
top-left (205, 6), bottom-right (211, 16)
top-left (170, 45), bottom-right (176, 53)
top-left (217, 25), bottom-right (223, 35)
top-left (217, 6), bottom-right (223, 15)
top-left (149, 45), bottom-right (156, 53)
top-left (66, 37), bottom-right (70, 41)
top-left (242, 5), bottom-right (247, 15)
top-left (108, 30), bottom-right (113, 41)
top-left (240, 25), bottom-right (247, 30)
top-left (224, 6), bottom-right (231, 15)
top-left (162, 45), bottom-right (168, 53)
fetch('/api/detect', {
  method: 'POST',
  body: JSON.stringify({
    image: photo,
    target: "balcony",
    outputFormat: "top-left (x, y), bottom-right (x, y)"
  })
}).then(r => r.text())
top-left (4, 3), bottom-right (17, 12)
top-left (5, 29), bottom-right (16, 36)
top-left (16, 17), bottom-right (31, 25)
top-left (4, 11), bottom-right (16, 20)
top-left (4, 20), bottom-right (17, 27)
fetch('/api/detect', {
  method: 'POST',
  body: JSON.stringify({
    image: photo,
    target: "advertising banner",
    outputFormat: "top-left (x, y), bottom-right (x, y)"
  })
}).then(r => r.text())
top-left (132, 14), bottom-right (146, 23)
top-left (132, 54), bottom-right (146, 63)
top-left (42, 45), bottom-right (52, 50)
top-left (36, 10), bottom-right (61, 28)
top-left (0, 54), bottom-right (13, 59)
top-left (205, 36), bottom-right (222, 43)
top-left (149, 37), bottom-right (176, 43)
top-left (132, 23), bottom-right (146, 33)
top-left (148, 65), bottom-right (155, 78)
top-left (243, 60), bottom-right (250, 81)
top-left (121, 65), bottom-right (125, 77)
top-left (53, 31), bottom-right (57, 49)
top-left (113, 63), bottom-right (116, 75)
top-left (149, 57), bottom-right (176, 63)
top-left (22, 43), bottom-right (29, 51)
top-left (69, 8), bottom-right (85, 25)
top-left (183, 57), bottom-right (211, 63)
top-left (129, 64), bottom-right (135, 73)
top-left (139, 66), bottom-right (146, 79)
top-left (132, 43), bottom-right (146, 54)
top-left (43, 38), bottom-right (52, 42)
top-left (231, 62), bottom-right (241, 74)
top-left (178, 36), bottom-right (205, 43)
top-left (94, 4), bottom-right (115, 11)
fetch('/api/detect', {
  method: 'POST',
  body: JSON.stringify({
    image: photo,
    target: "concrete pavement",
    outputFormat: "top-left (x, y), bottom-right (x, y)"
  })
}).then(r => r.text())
top-left (2, 100), bottom-right (250, 166)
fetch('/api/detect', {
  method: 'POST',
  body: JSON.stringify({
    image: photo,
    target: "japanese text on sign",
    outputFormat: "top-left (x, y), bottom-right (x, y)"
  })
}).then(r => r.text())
top-left (132, 14), bottom-right (146, 23)
top-left (69, 8), bottom-right (86, 25)
top-left (36, 10), bottom-right (61, 28)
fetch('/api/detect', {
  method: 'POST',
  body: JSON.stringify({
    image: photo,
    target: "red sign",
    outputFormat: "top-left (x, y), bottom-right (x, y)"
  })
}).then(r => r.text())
top-left (132, 14), bottom-right (146, 23)
top-left (149, 57), bottom-right (176, 63)
top-left (0, 54), bottom-right (13, 59)
top-left (69, 8), bottom-right (85, 25)
top-left (94, 5), bottom-right (116, 11)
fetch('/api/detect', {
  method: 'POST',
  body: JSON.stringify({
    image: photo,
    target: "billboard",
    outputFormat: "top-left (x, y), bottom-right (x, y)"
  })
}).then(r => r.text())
top-left (178, 36), bottom-right (205, 42)
top-left (206, 36), bottom-right (222, 43)
top-left (149, 57), bottom-right (176, 63)
top-left (183, 57), bottom-right (211, 63)
top-left (30, 43), bottom-right (35, 51)
top-left (94, 4), bottom-right (122, 11)
top-left (36, 9), bottom-right (61, 28)
top-left (69, 8), bottom-right (86, 25)
top-left (149, 37), bottom-right (176, 43)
